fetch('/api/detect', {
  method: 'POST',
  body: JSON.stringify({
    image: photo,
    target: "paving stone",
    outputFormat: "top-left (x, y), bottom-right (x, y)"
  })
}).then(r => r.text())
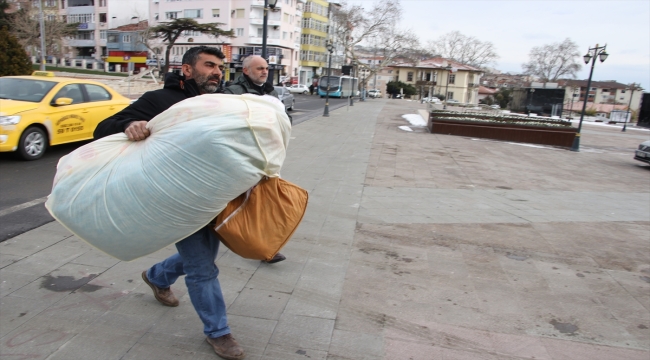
top-left (269, 314), bottom-right (335, 351)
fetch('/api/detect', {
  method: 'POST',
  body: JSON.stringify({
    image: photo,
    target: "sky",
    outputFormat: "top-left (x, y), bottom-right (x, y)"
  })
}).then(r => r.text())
top-left (346, 0), bottom-right (650, 90)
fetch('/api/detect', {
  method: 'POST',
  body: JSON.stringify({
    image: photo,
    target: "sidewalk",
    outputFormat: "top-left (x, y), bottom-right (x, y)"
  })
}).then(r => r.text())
top-left (1, 99), bottom-right (649, 359)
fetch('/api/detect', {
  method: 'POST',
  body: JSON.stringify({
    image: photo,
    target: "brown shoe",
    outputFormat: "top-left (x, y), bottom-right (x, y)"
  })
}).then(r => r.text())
top-left (206, 334), bottom-right (245, 360)
top-left (263, 252), bottom-right (286, 264)
top-left (141, 271), bottom-right (179, 307)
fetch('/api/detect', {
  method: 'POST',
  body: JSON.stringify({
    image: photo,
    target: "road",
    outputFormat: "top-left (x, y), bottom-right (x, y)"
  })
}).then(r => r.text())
top-left (0, 94), bottom-right (355, 241)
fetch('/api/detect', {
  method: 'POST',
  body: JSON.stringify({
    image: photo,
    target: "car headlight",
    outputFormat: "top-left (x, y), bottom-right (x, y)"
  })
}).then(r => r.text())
top-left (0, 115), bottom-right (21, 125)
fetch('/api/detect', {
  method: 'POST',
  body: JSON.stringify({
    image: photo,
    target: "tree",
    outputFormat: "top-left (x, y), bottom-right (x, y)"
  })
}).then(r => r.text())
top-left (331, 0), bottom-right (422, 86)
top-left (494, 88), bottom-right (513, 109)
top-left (427, 31), bottom-right (499, 69)
top-left (386, 80), bottom-right (416, 97)
top-left (9, 4), bottom-right (78, 58)
top-left (0, 0), bottom-right (11, 29)
top-left (522, 38), bottom-right (582, 81)
top-left (0, 27), bottom-right (33, 76)
top-left (148, 18), bottom-right (234, 74)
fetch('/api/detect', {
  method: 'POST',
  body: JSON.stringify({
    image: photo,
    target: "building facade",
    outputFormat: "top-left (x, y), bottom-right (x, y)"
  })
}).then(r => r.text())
top-left (297, 0), bottom-right (329, 86)
top-left (149, 0), bottom-right (303, 84)
top-left (559, 80), bottom-right (643, 112)
top-left (389, 58), bottom-right (482, 103)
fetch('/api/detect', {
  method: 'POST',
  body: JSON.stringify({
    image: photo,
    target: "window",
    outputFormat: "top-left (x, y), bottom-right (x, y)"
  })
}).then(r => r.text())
top-left (107, 34), bottom-right (118, 42)
top-left (99, 30), bottom-right (107, 39)
top-left (46, 14), bottom-right (56, 21)
top-left (54, 84), bottom-right (84, 104)
top-left (407, 72), bottom-right (413, 81)
top-left (85, 84), bottom-right (111, 102)
top-left (257, 28), bottom-right (263, 37)
top-left (166, 12), bottom-right (179, 19)
top-left (236, 28), bottom-right (244, 36)
top-left (212, 9), bottom-right (220, 17)
top-left (68, 14), bottom-right (94, 23)
top-left (447, 92), bottom-right (454, 100)
top-left (283, 13), bottom-right (290, 22)
top-left (621, 89), bottom-right (626, 93)
top-left (601, 88), bottom-right (609, 92)
top-left (45, 0), bottom-right (56, 7)
top-left (184, 9), bottom-right (202, 19)
top-left (61, 0), bottom-right (64, 9)
top-left (73, 31), bottom-right (94, 40)
top-left (99, 13), bottom-right (106, 22)
top-left (449, 74), bottom-right (455, 84)
top-left (236, 9), bottom-right (244, 18)
top-left (123, 35), bottom-right (131, 43)
top-left (154, 13), bottom-right (159, 20)
top-left (283, 31), bottom-right (287, 39)
top-left (99, 0), bottom-right (107, 6)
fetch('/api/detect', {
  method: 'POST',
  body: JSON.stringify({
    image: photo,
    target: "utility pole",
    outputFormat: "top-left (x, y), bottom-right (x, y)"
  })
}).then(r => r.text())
top-left (622, 83), bottom-right (635, 132)
top-left (38, 0), bottom-right (46, 71)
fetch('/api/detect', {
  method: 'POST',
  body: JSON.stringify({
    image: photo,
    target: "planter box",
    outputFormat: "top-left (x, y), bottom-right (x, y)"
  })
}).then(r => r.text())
top-left (428, 116), bottom-right (577, 148)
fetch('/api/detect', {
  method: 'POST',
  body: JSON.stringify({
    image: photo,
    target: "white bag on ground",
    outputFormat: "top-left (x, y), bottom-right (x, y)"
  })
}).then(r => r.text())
top-left (45, 94), bottom-right (290, 261)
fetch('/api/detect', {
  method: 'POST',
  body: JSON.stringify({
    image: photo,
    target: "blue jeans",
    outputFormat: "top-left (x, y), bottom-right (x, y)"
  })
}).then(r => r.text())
top-left (146, 226), bottom-right (230, 338)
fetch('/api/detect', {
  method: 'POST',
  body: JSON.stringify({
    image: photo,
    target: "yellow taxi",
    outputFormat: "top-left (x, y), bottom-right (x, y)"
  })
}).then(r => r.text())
top-left (0, 71), bottom-right (131, 160)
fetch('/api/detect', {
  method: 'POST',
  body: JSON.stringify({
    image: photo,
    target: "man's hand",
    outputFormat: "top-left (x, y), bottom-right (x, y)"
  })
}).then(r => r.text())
top-left (125, 121), bottom-right (150, 141)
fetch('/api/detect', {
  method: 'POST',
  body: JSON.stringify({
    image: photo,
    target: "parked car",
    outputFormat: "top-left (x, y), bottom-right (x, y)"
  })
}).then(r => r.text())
top-left (634, 140), bottom-right (650, 164)
top-left (489, 104), bottom-right (501, 109)
top-left (287, 84), bottom-right (309, 94)
top-left (367, 89), bottom-right (381, 98)
top-left (0, 71), bottom-right (131, 160)
top-left (274, 86), bottom-right (295, 111)
top-left (446, 99), bottom-right (460, 105)
top-left (422, 97), bottom-right (441, 103)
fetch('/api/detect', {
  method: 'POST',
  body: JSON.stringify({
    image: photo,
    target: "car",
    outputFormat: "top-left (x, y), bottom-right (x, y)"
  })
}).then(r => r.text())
top-left (489, 104), bottom-right (501, 109)
top-left (367, 89), bottom-right (381, 98)
top-left (274, 86), bottom-right (295, 111)
top-left (0, 71), bottom-right (131, 160)
top-left (634, 140), bottom-right (650, 164)
top-left (446, 99), bottom-right (460, 104)
top-left (287, 84), bottom-right (309, 94)
top-left (422, 97), bottom-right (441, 104)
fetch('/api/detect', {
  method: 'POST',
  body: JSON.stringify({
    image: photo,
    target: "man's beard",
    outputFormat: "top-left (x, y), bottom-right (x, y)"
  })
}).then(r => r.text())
top-left (195, 73), bottom-right (220, 93)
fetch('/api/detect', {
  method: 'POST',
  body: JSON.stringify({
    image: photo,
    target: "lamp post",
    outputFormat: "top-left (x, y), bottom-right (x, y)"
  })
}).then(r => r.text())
top-left (572, 43), bottom-right (609, 152)
top-left (443, 64), bottom-right (452, 109)
top-left (527, 88), bottom-right (535, 116)
top-left (323, 40), bottom-right (334, 117)
top-left (622, 82), bottom-right (635, 132)
top-left (350, 60), bottom-right (356, 106)
top-left (261, 0), bottom-right (278, 84)
top-left (38, 0), bottom-right (46, 71)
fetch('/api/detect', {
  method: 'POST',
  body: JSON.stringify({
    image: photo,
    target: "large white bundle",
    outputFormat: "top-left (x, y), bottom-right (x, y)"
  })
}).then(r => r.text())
top-left (45, 94), bottom-right (290, 261)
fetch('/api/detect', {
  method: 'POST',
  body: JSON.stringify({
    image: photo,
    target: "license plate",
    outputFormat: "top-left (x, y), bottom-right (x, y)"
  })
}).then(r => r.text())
top-left (637, 151), bottom-right (646, 158)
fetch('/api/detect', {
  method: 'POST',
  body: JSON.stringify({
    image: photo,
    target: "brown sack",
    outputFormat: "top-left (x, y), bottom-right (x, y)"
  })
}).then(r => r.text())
top-left (212, 177), bottom-right (308, 261)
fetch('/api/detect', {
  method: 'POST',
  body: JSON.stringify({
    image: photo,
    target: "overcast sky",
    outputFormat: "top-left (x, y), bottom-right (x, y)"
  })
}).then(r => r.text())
top-left (346, 0), bottom-right (650, 90)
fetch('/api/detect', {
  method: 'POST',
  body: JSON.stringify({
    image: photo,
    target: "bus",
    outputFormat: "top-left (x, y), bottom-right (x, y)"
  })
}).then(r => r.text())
top-left (318, 75), bottom-right (358, 98)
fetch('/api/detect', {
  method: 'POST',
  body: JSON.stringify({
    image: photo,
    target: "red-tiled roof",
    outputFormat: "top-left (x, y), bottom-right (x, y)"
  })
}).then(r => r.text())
top-left (111, 20), bottom-right (148, 31)
top-left (478, 86), bottom-right (497, 95)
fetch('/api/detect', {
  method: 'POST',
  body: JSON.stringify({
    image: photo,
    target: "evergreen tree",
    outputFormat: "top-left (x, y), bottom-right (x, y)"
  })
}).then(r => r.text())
top-left (0, 27), bottom-right (33, 76)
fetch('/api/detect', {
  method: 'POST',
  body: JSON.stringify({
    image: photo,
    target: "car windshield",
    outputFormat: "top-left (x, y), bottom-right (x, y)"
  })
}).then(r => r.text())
top-left (0, 78), bottom-right (57, 103)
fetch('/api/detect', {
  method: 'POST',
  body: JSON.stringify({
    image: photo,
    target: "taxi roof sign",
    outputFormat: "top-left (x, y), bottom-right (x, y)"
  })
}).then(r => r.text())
top-left (32, 71), bottom-right (56, 77)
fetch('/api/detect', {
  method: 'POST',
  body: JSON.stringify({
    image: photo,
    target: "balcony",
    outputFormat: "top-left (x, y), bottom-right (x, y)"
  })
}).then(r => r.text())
top-left (67, 39), bottom-right (96, 47)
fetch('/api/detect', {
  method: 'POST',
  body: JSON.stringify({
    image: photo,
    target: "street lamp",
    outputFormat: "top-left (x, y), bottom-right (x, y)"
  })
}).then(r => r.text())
top-left (528, 88), bottom-right (535, 116)
top-left (350, 59), bottom-right (356, 106)
top-left (360, 68), bottom-right (366, 102)
top-left (623, 83), bottom-right (635, 132)
top-left (572, 43), bottom-right (609, 152)
top-left (261, 0), bottom-right (278, 84)
top-left (443, 64), bottom-right (452, 109)
top-left (323, 40), bottom-right (334, 117)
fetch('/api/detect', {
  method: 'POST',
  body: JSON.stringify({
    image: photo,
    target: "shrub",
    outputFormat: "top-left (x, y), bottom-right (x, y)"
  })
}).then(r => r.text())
top-left (0, 27), bottom-right (33, 76)
top-left (583, 107), bottom-right (597, 116)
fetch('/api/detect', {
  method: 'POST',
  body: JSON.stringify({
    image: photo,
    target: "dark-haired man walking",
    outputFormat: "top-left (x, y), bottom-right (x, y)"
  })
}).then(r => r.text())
top-left (94, 46), bottom-right (245, 360)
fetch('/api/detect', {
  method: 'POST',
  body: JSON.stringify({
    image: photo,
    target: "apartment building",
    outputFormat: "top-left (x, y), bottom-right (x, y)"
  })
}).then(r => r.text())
top-left (559, 80), bottom-right (643, 112)
top-left (57, 0), bottom-right (149, 60)
top-left (150, 0), bottom-right (302, 84)
top-left (389, 58), bottom-right (482, 103)
top-left (298, 0), bottom-right (329, 85)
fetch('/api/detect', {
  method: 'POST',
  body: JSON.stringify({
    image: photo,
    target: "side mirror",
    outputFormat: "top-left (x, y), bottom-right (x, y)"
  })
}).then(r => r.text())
top-left (53, 97), bottom-right (73, 106)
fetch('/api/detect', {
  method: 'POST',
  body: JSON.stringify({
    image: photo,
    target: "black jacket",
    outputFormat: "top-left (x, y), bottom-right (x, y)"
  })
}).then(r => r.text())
top-left (223, 74), bottom-right (278, 97)
top-left (93, 73), bottom-right (202, 139)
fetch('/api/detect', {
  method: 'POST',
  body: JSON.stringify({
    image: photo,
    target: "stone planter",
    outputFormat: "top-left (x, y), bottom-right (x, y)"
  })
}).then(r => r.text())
top-left (428, 116), bottom-right (577, 148)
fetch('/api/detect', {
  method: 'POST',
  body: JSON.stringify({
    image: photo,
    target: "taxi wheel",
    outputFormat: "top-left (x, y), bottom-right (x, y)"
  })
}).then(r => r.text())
top-left (18, 127), bottom-right (47, 161)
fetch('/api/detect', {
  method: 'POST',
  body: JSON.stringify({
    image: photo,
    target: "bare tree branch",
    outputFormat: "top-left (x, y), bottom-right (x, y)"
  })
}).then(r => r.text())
top-left (522, 38), bottom-right (582, 81)
top-left (427, 31), bottom-right (499, 69)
